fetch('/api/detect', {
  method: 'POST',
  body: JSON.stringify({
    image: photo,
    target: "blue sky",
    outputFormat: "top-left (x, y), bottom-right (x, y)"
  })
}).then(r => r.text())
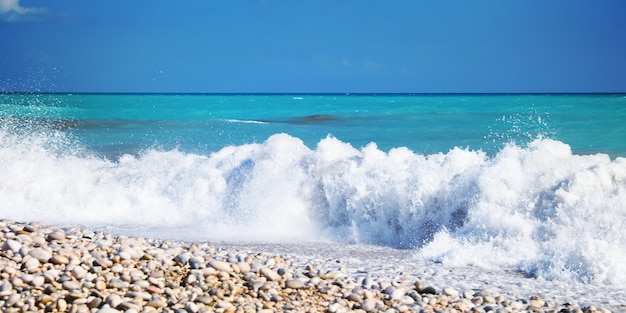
top-left (1, 1), bottom-right (626, 93)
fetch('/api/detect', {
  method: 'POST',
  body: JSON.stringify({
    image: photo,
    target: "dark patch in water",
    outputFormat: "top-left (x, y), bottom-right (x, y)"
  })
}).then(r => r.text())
top-left (261, 114), bottom-right (340, 125)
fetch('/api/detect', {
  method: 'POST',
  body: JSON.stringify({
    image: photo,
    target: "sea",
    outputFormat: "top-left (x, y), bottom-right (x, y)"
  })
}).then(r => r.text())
top-left (1, 93), bottom-right (626, 310)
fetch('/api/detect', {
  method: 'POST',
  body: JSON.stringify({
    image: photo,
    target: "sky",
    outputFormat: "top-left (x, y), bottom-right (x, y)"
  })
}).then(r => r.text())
top-left (1, 0), bottom-right (626, 93)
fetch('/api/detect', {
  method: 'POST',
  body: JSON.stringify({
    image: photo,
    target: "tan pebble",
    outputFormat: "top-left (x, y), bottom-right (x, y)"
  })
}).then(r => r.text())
top-left (38, 294), bottom-right (54, 305)
top-left (111, 263), bottom-right (124, 273)
top-left (185, 274), bottom-right (197, 285)
top-left (260, 267), bottom-right (281, 282)
top-left (51, 254), bottom-right (70, 265)
top-left (216, 301), bottom-right (234, 309)
top-left (145, 299), bottom-right (166, 309)
top-left (146, 285), bottom-right (163, 294)
top-left (57, 298), bottom-right (68, 311)
top-left (72, 266), bottom-right (87, 279)
top-left (129, 269), bottom-right (144, 279)
top-left (237, 262), bottom-right (251, 274)
top-left (62, 280), bottom-right (81, 291)
top-left (230, 263), bottom-right (241, 273)
top-left (66, 292), bottom-right (86, 302)
top-left (483, 296), bottom-right (496, 304)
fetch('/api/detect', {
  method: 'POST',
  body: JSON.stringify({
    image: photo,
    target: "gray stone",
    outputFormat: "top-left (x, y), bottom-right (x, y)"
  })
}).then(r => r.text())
top-left (47, 231), bottom-right (66, 241)
top-left (29, 247), bottom-right (52, 262)
top-left (1, 239), bottom-right (21, 253)
top-left (360, 299), bottom-right (377, 312)
top-left (0, 281), bottom-right (13, 296)
top-left (443, 287), bottom-right (459, 298)
top-left (285, 279), bottom-right (306, 289)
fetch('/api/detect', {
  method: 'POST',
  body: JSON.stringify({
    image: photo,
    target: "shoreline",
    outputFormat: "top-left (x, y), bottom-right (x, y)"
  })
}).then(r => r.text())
top-left (0, 219), bottom-right (616, 313)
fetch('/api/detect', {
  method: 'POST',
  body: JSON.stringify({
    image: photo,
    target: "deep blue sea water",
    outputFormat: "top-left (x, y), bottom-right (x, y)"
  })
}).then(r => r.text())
top-left (2, 93), bottom-right (626, 308)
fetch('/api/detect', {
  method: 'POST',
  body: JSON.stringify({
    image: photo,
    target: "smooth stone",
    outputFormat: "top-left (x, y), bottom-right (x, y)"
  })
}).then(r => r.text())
top-left (31, 275), bottom-right (45, 287)
top-left (285, 279), bottom-right (306, 289)
top-left (23, 257), bottom-right (41, 271)
top-left (1, 239), bottom-right (21, 253)
top-left (117, 251), bottom-right (132, 260)
top-left (208, 260), bottom-right (233, 273)
top-left (347, 293), bottom-right (363, 302)
top-left (146, 285), bottom-right (163, 294)
top-left (47, 231), bottom-right (66, 241)
top-left (237, 261), bottom-right (251, 274)
top-left (118, 301), bottom-right (141, 311)
top-left (29, 248), bottom-right (52, 262)
top-left (185, 302), bottom-right (199, 313)
top-left (443, 287), bottom-right (459, 298)
top-left (51, 254), bottom-right (70, 265)
top-left (126, 291), bottom-right (151, 300)
top-left (38, 294), bottom-right (54, 305)
top-left (62, 280), bottom-right (81, 291)
top-left (132, 280), bottom-right (150, 289)
top-left (195, 295), bottom-right (214, 305)
top-left (174, 252), bottom-right (192, 265)
top-left (360, 299), bottom-right (377, 312)
top-left (146, 299), bottom-right (166, 308)
top-left (260, 267), bottom-right (281, 281)
top-left (96, 308), bottom-right (122, 313)
top-left (57, 299), bottom-right (68, 312)
top-left (72, 266), bottom-right (87, 279)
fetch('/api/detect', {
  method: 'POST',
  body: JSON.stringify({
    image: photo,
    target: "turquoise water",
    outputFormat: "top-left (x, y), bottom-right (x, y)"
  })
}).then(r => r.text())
top-left (2, 93), bottom-right (626, 290)
top-left (2, 93), bottom-right (625, 158)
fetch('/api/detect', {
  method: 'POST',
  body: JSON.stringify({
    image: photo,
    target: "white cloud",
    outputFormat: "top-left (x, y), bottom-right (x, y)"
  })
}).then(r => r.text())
top-left (1, 0), bottom-right (46, 21)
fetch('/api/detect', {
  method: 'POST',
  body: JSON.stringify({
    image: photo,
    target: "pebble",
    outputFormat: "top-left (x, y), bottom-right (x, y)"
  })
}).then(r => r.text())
top-left (208, 259), bottom-right (233, 273)
top-left (28, 247), bottom-right (52, 262)
top-left (0, 219), bottom-right (614, 313)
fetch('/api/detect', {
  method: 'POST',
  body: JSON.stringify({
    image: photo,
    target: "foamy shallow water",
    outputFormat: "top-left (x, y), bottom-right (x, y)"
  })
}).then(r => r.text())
top-left (213, 241), bottom-right (624, 311)
top-left (208, 241), bottom-right (626, 312)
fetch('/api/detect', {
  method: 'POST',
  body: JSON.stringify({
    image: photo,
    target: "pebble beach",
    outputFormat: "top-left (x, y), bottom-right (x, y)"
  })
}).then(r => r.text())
top-left (0, 219), bottom-right (616, 313)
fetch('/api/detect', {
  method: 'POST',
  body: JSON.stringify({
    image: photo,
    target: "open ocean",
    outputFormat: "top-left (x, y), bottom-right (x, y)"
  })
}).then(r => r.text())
top-left (1, 93), bottom-right (626, 309)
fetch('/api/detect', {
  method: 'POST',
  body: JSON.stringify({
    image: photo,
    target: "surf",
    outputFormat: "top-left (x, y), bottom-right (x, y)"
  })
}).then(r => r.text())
top-left (2, 114), bottom-right (626, 286)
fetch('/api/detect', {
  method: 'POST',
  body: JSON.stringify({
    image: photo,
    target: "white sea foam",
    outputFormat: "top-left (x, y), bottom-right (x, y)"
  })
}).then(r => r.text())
top-left (1, 121), bottom-right (626, 289)
top-left (224, 119), bottom-right (269, 124)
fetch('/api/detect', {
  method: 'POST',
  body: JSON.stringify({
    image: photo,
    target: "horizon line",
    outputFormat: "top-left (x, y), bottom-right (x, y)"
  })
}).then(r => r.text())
top-left (2, 91), bottom-right (626, 96)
